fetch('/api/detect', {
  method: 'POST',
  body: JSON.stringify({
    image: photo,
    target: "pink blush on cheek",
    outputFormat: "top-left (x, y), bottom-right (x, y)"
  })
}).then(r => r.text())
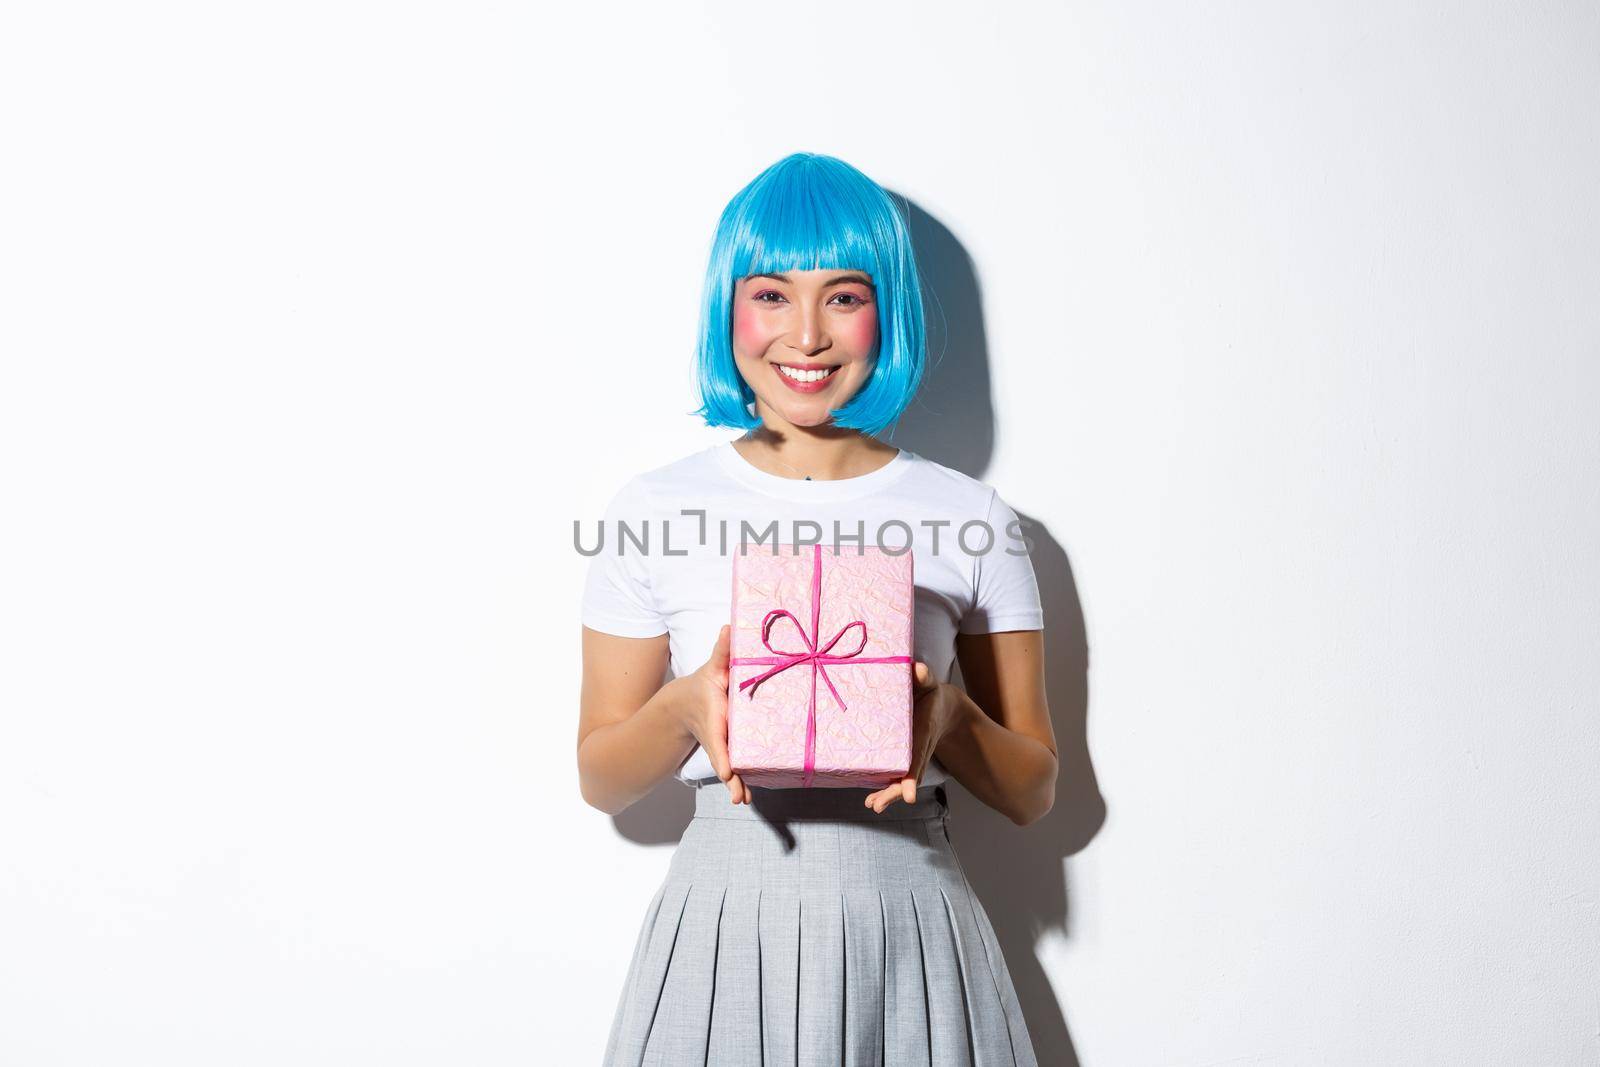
top-left (731, 301), bottom-right (766, 352)
top-left (837, 312), bottom-right (878, 354)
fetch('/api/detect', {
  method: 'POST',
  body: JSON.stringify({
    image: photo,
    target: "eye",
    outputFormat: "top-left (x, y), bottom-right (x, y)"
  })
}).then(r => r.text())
top-left (753, 290), bottom-right (786, 304)
top-left (831, 292), bottom-right (869, 308)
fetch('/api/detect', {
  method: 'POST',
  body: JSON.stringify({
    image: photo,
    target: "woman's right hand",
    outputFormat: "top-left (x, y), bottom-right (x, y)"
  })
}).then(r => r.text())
top-left (671, 624), bottom-right (750, 804)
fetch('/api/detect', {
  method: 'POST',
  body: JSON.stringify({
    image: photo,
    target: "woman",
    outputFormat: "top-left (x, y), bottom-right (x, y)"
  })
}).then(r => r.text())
top-left (579, 152), bottom-right (1057, 1066)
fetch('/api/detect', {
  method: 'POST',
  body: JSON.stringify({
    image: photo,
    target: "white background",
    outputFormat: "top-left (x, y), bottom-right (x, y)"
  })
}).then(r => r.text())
top-left (3, 2), bottom-right (1597, 1064)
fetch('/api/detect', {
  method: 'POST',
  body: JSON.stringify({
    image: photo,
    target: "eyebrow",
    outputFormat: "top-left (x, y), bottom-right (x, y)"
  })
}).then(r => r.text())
top-left (747, 272), bottom-right (875, 288)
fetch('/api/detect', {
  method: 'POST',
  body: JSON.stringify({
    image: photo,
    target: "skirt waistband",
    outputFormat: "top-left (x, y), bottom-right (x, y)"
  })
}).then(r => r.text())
top-left (692, 778), bottom-right (948, 822)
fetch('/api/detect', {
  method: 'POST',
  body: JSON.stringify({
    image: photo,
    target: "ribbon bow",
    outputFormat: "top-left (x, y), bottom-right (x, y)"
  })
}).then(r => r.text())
top-left (729, 543), bottom-right (912, 787)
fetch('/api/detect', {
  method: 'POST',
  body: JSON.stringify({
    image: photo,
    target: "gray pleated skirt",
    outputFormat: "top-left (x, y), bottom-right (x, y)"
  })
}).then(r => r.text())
top-left (602, 779), bottom-right (1037, 1066)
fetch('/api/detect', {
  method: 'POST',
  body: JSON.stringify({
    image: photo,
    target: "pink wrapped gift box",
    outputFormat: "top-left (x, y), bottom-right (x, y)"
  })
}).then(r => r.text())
top-left (727, 542), bottom-right (915, 789)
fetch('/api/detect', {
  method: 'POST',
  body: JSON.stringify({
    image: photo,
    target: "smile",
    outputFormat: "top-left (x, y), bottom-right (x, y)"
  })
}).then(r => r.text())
top-left (773, 363), bottom-right (840, 394)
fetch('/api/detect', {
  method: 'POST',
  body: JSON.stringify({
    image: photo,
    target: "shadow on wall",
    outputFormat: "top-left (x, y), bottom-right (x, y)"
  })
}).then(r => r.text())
top-left (609, 194), bottom-right (1106, 1067)
top-left (944, 514), bottom-right (1100, 1067)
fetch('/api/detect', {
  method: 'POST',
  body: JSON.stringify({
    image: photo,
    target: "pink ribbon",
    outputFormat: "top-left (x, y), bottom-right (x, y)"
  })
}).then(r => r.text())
top-left (729, 543), bottom-right (912, 787)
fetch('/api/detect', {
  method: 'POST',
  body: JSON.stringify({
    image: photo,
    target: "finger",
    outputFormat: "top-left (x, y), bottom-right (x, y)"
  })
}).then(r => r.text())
top-left (709, 740), bottom-right (732, 785)
top-left (704, 697), bottom-right (734, 785)
top-left (700, 628), bottom-right (737, 793)
top-left (912, 660), bottom-right (933, 694)
top-left (904, 721), bottom-right (933, 806)
top-left (728, 771), bottom-right (747, 805)
top-left (869, 778), bottom-right (907, 812)
top-left (709, 624), bottom-right (731, 686)
top-left (870, 777), bottom-right (915, 813)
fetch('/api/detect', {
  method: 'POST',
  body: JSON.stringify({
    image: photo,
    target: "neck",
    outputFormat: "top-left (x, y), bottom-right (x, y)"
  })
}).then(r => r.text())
top-left (733, 421), bottom-right (898, 482)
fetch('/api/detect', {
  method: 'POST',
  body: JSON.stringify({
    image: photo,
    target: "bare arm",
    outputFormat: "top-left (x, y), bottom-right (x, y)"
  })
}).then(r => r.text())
top-left (577, 624), bottom-right (749, 816)
top-left (934, 629), bottom-right (1058, 826)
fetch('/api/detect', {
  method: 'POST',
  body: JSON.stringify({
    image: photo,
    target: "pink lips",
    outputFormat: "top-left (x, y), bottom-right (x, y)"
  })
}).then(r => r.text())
top-left (773, 363), bottom-right (840, 394)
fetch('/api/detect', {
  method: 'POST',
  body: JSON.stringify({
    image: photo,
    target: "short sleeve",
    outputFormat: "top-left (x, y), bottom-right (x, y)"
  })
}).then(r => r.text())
top-left (958, 489), bottom-right (1044, 634)
top-left (580, 475), bottom-right (669, 638)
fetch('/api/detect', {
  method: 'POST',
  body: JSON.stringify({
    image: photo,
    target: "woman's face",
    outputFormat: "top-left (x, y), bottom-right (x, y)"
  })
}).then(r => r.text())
top-left (730, 268), bottom-right (878, 429)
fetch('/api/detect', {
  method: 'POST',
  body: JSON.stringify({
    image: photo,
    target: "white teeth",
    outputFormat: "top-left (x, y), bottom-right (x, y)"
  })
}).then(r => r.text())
top-left (778, 365), bottom-right (836, 383)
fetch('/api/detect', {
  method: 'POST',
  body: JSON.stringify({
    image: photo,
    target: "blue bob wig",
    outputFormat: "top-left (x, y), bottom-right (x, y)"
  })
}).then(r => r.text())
top-left (691, 153), bottom-right (927, 437)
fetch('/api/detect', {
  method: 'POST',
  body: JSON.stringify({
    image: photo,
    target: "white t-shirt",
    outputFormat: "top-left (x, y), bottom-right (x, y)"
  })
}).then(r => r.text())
top-left (579, 441), bottom-right (1044, 787)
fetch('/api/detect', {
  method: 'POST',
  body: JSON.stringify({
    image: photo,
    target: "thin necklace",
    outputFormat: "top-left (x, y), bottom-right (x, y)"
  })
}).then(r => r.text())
top-left (740, 437), bottom-right (813, 480)
top-left (767, 454), bottom-right (813, 481)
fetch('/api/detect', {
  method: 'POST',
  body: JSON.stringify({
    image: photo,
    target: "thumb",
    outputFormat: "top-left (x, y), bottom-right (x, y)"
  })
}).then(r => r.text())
top-left (707, 624), bottom-right (731, 684)
top-left (912, 660), bottom-right (933, 693)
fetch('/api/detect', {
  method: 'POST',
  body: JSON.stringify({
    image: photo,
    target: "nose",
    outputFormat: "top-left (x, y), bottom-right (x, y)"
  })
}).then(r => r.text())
top-left (794, 301), bottom-right (830, 358)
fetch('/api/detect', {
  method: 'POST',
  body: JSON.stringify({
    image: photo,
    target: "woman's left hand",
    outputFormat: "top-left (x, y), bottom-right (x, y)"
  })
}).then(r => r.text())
top-left (864, 660), bottom-right (968, 814)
